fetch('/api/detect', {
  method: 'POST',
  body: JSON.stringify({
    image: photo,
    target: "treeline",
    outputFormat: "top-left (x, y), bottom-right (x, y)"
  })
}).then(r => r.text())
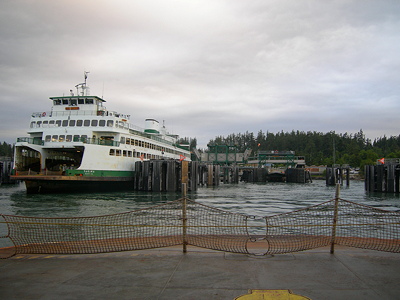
top-left (207, 130), bottom-right (400, 169)
top-left (0, 141), bottom-right (13, 157)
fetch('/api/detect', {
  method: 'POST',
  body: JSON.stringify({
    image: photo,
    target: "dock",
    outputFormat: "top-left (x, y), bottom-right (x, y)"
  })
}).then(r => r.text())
top-left (1, 246), bottom-right (399, 299)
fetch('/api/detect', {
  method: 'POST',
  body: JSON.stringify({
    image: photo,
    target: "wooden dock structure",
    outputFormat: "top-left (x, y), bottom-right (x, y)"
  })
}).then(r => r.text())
top-left (326, 166), bottom-right (350, 186)
top-left (133, 159), bottom-right (314, 192)
top-left (365, 159), bottom-right (400, 193)
top-left (0, 158), bottom-right (16, 185)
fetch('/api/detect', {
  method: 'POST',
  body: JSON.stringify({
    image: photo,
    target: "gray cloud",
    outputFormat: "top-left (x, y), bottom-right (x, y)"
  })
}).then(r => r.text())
top-left (1, 0), bottom-right (399, 147)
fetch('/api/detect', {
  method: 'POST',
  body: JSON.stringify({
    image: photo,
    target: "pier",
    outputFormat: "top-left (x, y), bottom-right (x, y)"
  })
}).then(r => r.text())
top-left (134, 160), bottom-right (312, 191)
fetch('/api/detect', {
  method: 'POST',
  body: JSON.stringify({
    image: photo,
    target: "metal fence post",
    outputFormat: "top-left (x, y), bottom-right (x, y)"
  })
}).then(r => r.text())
top-left (330, 183), bottom-right (340, 254)
top-left (182, 183), bottom-right (188, 253)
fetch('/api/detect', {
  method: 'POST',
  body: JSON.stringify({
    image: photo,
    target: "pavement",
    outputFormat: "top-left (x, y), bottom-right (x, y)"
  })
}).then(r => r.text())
top-left (0, 245), bottom-right (399, 300)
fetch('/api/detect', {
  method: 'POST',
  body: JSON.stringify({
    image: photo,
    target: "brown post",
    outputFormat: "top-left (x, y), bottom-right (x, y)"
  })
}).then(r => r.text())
top-left (182, 182), bottom-right (188, 253)
top-left (181, 160), bottom-right (189, 187)
top-left (330, 183), bottom-right (340, 254)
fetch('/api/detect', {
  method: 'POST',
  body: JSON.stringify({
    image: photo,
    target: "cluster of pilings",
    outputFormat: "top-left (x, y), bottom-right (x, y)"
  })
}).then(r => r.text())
top-left (326, 167), bottom-right (350, 186)
top-left (134, 160), bottom-right (313, 192)
top-left (201, 165), bottom-right (240, 186)
top-left (365, 164), bottom-right (400, 193)
top-left (286, 168), bottom-right (312, 183)
top-left (241, 168), bottom-right (268, 183)
top-left (134, 160), bottom-right (199, 192)
top-left (241, 167), bottom-right (311, 183)
top-left (0, 159), bottom-right (16, 185)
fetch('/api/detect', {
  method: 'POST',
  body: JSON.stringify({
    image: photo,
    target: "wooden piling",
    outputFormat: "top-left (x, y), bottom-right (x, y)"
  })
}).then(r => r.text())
top-left (182, 183), bottom-right (188, 253)
top-left (364, 162), bottom-right (400, 193)
top-left (330, 183), bottom-right (340, 254)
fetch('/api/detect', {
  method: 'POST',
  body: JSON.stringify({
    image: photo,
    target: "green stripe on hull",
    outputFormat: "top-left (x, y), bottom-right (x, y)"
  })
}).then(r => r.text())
top-left (66, 169), bottom-right (134, 177)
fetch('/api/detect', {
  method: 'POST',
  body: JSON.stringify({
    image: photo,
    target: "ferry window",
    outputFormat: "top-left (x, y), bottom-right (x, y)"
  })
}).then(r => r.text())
top-left (69, 120), bottom-right (75, 126)
top-left (66, 135), bottom-right (72, 142)
top-left (53, 100), bottom-right (62, 105)
top-left (120, 137), bottom-right (125, 144)
top-left (109, 149), bottom-right (115, 156)
top-left (43, 121), bottom-right (48, 126)
top-left (91, 120), bottom-right (98, 126)
top-left (84, 120), bottom-right (90, 126)
top-left (73, 135), bottom-right (80, 142)
top-left (128, 151), bottom-right (132, 157)
top-left (37, 121), bottom-right (42, 127)
top-left (85, 99), bottom-right (94, 104)
top-left (52, 135), bottom-right (58, 142)
top-left (116, 150), bottom-right (121, 156)
top-left (123, 150), bottom-right (127, 157)
top-left (30, 122), bottom-right (35, 128)
top-left (70, 99), bottom-right (77, 106)
top-left (107, 120), bottom-right (113, 127)
top-left (78, 99), bottom-right (84, 105)
top-left (99, 120), bottom-right (105, 127)
top-left (76, 120), bottom-right (83, 126)
top-left (62, 99), bottom-right (68, 105)
top-left (126, 138), bottom-right (130, 145)
top-left (59, 135), bottom-right (65, 142)
top-left (56, 120), bottom-right (61, 127)
top-left (49, 120), bottom-right (55, 125)
top-left (62, 120), bottom-right (68, 127)
top-left (45, 135), bottom-right (51, 142)
top-left (81, 135), bottom-right (87, 142)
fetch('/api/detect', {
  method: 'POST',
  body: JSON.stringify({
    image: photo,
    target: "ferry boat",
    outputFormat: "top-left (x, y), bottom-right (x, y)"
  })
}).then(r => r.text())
top-left (11, 74), bottom-right (191, 193)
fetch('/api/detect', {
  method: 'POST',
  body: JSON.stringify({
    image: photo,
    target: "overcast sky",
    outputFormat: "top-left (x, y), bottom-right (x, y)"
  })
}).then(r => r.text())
top-left (1, 0), bottom-right (399, 148)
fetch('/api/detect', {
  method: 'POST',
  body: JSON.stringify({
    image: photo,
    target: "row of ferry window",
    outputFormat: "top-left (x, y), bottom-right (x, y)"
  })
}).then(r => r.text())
top-left (45, 135), bottom-right (88, 142)
top-left (31, 119), bottom-right (115, 128)
top-left (109, 149), bottom-right (174, 160)
top-left (53, 99), bottom-right (94, 105)
top-left (44, 134), bottom-right (177, 154)
top-left (120, 137), bottom-right (175, 153)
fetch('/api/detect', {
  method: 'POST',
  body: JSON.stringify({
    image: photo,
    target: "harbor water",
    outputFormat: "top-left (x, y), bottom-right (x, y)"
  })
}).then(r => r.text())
top-left (1, 180), bottom-right (400, 248)
top-left (1, 180), bottom-right (400, 218)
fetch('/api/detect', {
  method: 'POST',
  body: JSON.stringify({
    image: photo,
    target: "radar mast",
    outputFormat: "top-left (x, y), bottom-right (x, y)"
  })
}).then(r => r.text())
top-left (75, 71), bottom-right (90, 96)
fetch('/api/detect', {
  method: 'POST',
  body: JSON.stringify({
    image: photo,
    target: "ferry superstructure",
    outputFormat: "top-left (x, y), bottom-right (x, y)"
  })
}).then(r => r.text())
top-left (12, 76), bottom-right (191, 193)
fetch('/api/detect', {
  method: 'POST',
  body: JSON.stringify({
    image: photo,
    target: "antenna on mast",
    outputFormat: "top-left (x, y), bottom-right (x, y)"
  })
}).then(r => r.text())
top-left (84, 71), bottom-right (89, 85)
top-left (75, 71), bottom-right (90, 96)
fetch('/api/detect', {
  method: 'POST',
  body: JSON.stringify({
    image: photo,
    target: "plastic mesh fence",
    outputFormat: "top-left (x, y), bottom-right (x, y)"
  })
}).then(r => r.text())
top-left (263, 200), bottom-right (335, 254)
top-left (1, 200), bottom-right (184, 257)
top-left (1, 197), bottom-right (399, 258)
top-left (335, 199), bottom-right (400, 252)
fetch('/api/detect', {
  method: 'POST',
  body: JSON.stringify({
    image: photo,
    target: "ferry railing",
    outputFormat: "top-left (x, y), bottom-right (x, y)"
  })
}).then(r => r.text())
top-left (86, 138), bottom-right (120, 147)
top-left (16, 137), bottom-right (44, 145)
